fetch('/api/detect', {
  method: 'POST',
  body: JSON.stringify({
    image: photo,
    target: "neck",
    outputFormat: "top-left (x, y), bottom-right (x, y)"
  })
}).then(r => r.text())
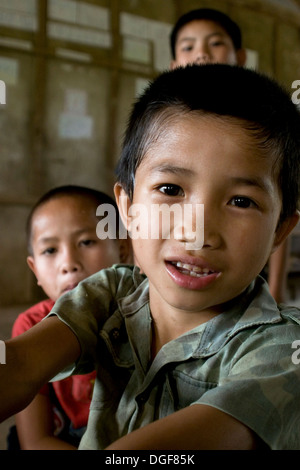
top-left (150, 303), bottom-right (218, 358)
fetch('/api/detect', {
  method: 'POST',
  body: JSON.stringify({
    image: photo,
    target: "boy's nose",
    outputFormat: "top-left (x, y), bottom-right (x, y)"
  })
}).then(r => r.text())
top-left (194, 45), bottom-right (210, 64)
top-left (173, 203), bottom-right (222, 250)
top-left (194, 54), bottom-right (210, 64)
top-left (60, 249), bottom-right (81, 274)
top-left (61, 263), bottom-right (79, 274)
top-left (178, 202), bottom-right (222, 250)
top-left (202, 209), bottom-right (223, 249)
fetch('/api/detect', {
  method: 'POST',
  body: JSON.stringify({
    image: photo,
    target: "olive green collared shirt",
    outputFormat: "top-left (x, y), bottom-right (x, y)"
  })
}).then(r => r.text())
top-left (49, 265), bottom-right (300, 450)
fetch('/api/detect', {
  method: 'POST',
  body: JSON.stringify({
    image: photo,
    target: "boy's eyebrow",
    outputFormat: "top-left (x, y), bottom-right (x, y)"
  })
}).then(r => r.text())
top-left (149, 164), bottom-right (195, 177)
top-left (177, 32), bottom-right (227, 44)
top-left (36, 228), bottom-right (96, 244)
top-left (149, 165), bottom-right (272, 192)
top-left (229, 176), bottom-right (272, 193)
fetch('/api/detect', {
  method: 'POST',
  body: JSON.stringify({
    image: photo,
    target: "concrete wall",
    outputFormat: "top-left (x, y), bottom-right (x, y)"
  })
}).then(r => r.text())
top-left (0, 0), bottom-right (299, 305)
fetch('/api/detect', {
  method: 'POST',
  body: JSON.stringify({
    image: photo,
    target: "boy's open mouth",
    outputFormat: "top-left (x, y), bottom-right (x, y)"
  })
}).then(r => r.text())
top-left (169, 261), bottom-right (216, 278)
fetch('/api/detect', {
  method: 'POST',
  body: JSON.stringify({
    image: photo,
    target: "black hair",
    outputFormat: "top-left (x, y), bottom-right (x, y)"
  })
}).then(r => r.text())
top-left (26, 185), bottom-right (118, 255)
top-left (115, 64), bottom-right (300, 224)
top-left (170, 8), bottom-right (243, 59)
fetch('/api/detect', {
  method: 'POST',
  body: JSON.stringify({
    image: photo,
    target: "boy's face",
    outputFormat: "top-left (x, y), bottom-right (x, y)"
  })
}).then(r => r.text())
top-left (171, 19), bottom-right (246, 69)
top-left (27, 195), bottom-right (123, 301)
top-left (116, 114), bottom-right (297, 326)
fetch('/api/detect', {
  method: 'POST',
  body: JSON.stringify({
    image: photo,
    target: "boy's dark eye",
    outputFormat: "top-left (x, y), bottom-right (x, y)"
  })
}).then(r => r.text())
top-left (210, 41), bottom-right (225, 47)
top-left (229, 196), bottom-right (257, 208)
top-left (182, 45), bottom-right (193, 52)
top-left (43, 247), bottom-right (56, 255)
top-left (80, 239), bottom-right (95, 247)
top-left (158, 184), bottom-right (184, 196)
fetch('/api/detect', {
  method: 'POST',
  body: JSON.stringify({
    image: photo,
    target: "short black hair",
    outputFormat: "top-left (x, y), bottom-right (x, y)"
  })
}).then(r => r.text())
top-left (26, 185), bottom-right (118, 255)
top-left (115, 64), bottom-right (300, 224)
top-left (170, 8), bottom-right (243, 59)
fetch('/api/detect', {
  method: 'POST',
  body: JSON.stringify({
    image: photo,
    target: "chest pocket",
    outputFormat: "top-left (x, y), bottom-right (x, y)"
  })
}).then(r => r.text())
top-left (160, 368), bottom-right (217, 416)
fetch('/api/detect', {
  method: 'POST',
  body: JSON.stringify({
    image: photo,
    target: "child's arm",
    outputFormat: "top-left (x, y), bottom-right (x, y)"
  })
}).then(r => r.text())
top-left (15, 392), bottom-right (76, 450)
top-left (0, 316), bottom-right (81, 423)
top-left (106, 404), bottom-right (261, 450)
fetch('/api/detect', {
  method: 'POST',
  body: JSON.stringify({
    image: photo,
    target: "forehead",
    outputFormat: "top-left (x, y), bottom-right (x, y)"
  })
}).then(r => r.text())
top-left (139, 113), bottom-right (277, 177)
top-left (176, 19), bottom-right (233, 41)
top-left (36, 194), bottom-right (97, 215)
top-left (31, 195), bottom-right (99, 231)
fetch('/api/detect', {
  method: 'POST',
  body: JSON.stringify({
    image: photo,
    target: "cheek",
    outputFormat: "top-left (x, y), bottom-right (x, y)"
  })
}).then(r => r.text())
top-left (178, 57), bottom-right (190, 66)
top-left (132, 237), bottom-right (161, 265)
top-left (230, 222), bottom-right (275, 266)
top-left (33, 260), bottom-right (54, 280)
top-left (128, 202), bottom-right (153, 239)
top-left (91, 244), bottom-right (120, 270)
top-left (33, 263), bottom-right (57, 291)
top-left (218, 49), bottom-right (237, 64)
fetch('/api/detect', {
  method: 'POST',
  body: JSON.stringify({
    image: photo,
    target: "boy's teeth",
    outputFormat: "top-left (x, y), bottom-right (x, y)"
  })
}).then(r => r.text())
top-left (173, 261), bottom-right (213, 277)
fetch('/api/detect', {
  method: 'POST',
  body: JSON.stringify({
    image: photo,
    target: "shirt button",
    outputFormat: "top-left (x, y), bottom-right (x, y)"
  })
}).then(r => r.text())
top-left (110, 328), bottom-right (120, 340)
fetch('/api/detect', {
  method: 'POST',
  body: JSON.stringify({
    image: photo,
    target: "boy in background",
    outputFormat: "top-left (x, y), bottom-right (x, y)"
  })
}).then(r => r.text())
top-left (170, 8), bottom-right (246, 69)
top-left (169, 7), bottom-right (289, 304)
top-left (1, 64), bottom-right (300, 449)
top-left (10, 185), bottom-right (130, 449)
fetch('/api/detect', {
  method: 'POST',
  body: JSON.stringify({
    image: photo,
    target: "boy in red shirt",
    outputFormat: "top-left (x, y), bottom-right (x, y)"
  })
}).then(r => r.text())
top-left (10, 185), bottom-right (130, 449)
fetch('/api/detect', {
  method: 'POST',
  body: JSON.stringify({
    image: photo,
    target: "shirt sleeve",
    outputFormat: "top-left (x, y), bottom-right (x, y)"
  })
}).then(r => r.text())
top-left (47, 265), bottom-right (138, 378)
top-left (197, 318), bottom-right (300, 449)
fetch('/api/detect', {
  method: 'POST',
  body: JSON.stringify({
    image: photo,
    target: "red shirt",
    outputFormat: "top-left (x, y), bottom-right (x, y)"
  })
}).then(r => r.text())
top-left (12, 299), bottom-right (96, 429)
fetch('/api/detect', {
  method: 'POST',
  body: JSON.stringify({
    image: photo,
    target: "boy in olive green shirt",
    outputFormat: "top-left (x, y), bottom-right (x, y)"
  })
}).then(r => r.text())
top-left (1, 64), bottom-right (300, 449)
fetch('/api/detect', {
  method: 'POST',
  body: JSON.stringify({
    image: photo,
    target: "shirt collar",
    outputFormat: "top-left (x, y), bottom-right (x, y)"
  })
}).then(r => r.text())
top-left (119, 274), bottom-right (283, 360)
top-left (194, 276), bottom-right (282, 357)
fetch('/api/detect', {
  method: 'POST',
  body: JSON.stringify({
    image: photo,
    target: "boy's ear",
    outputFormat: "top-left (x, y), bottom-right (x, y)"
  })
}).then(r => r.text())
top-left (236, 48), bottom-right (247, 66)
top-left (271, 211), bottom-right (300, 253)
top-left (170, 60), bottom-right (178, 70)
top-left (27, 256), bottom-right (41, 285)
top-left (27, 256), bottom-right (36, 275)
top-left (114, 183), bottom-right (132, 232)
